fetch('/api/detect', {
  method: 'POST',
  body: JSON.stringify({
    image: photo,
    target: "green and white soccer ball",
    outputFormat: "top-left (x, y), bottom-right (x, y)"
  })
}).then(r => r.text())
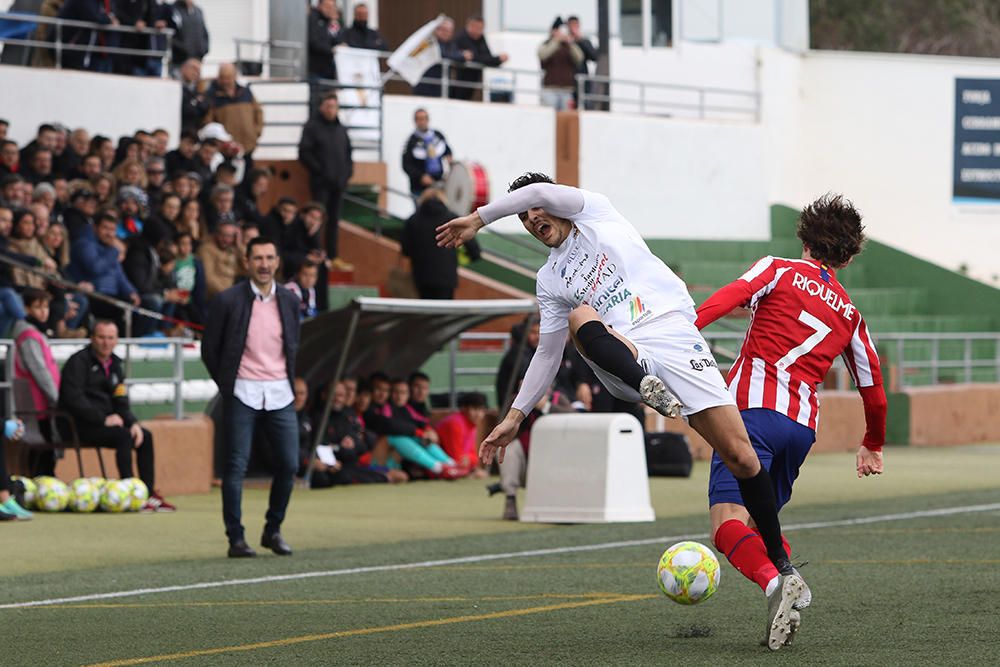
top-left (100, 479), bottom-right (133, 513)
top-left (122, 477), bottom-right (149, 512)
top-left (34, 476), bottom-right (71, 512)
top-left (69, 478), bottom-right (101, 513)
top-left (88, 477), bottom-right (107, 492)
top-left (657, 541), bottom-right (721, 605)
top-left (11, 475), bottom-right (37, 509)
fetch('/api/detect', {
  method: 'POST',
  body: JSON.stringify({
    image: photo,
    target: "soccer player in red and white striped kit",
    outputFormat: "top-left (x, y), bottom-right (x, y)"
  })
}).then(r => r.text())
top-left (696, 194), bottom-right (888, 647)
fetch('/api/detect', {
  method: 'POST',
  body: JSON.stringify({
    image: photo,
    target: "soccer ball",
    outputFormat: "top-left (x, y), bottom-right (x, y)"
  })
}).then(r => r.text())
top-left (88, 477), bottom-right (107, 492)
top-left (122, 477), bottom-right (149, 512)
top-left (657, 541), bottom-right (721, 605)
top-left (100, 479), bottom-right (133, 513)
top-left (34, 476), bottom-right (71, 512)
top-left (69, 478), bottom-right (101, 513)
top-left (11, 475), bottom-right (37, 509)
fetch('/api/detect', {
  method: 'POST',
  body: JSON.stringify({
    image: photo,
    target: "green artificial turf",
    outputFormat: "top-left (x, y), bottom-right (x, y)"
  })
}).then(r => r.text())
top-left (2, 445), bottom-right (999, 666)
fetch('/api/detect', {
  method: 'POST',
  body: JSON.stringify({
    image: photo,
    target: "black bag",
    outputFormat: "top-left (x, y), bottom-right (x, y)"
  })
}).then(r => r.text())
top-left (645, 432), bottom-right (693, 477)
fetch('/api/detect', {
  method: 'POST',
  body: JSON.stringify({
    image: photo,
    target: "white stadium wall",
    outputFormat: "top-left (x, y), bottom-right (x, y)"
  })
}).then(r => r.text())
top-left (0, 65), bottom-right (181, 148)
top-left (381, 95), bottom-right (556, 234)
top-left (578, 111), bottom-right (770, 240)
top-left (794, 51), bottom-right (1000, 282)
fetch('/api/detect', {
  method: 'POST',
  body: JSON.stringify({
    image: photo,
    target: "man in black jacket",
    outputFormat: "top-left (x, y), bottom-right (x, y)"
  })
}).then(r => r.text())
top-left (201, 236), bottom-right (301, 558)
top-left (451, 15), bottom-right (508, 101)
top-left (308, 0), bottom-right (341, 82)
top-left (342, 3), bottom-right (388, 51)
top-left (58, 321), bottom-right (175, 511)
top-left (169, 0), bottom-right (209, 66)
top-left (297, 93), bottom-right (353, 262)
top-left (402, 109), bottom-right (452, 199)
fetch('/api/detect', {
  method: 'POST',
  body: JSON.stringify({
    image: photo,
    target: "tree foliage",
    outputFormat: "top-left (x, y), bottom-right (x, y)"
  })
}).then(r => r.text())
top-left (811, 0), bottom-right (1000, 57)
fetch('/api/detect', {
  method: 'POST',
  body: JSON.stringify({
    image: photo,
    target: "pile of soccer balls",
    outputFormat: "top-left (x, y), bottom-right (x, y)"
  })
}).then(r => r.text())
top-left (11, 476), bottom-right (149, 513)
top-left (657, 540), bottom-right (721, 605)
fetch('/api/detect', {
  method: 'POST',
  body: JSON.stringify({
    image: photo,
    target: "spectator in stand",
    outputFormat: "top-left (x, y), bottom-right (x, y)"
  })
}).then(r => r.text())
top-left (0, 206), bottom-right (48, 335)
top-left (170, 231), bottom-right (206, 326)
top-left (68, 211), bottom-right (141, 332)
top-left (178, 197), bottom-right (204, 241)
top-left (191, 136), bottom-right (219, 184)
top-left (62, 182), bottom-right (99, 241)
top-left (167, 132), bottom-right (200, 178)
top-left (567, 15), bottom-right (598, 109)
top-left (436, 391), bottom-right (488, 478)
top-left (59, 320), bottom-right (175, 511)
top-left (58, 0), bottom-right (117, 72)
top-left (284, 260), bottom-right (319, 321)
top-left (169, 0), bottom-right (209, 66)
top-left (113, 0), bottom-right (157, 75)
top-left (309, 380), bottom-right (396, 487)
top-left (115, 186), bottom-right (149, 241)
top-left (40, 221), bottom-right (91, 338)
top-left (60, 128), bottom-right (91, 178)
top-left (90, 135), bottom-right (116, 171)
top-left (20, 124), bottom-right (60, 167)
top-left (151, 193), bottom-right (182, 237)
top-left (177, 59), bottom-right (208, 134)
top-left (9, 209), bottom-right (50, 289)
top-left (29, 199), bottom-right (53, 237)
top-left (451, 15), bottom-right (508, 101)
top-left (281, 201), bottom-right (328, 288)
top-left (203, 63), bottom-right (264, 161)
top-left (0, 175), bottom-right (27, 209)
top-left (187, 171), bottom-right (204, 201)
top-left (113, 158), bottom-right (148, 191)
top-left (261, 196), bottom-right (296, 244)
top-left (198, 122), bottom-right (246, 184)
top-left (401, 188), bottom-right (479, 300)
top-left (402, 109), bottom-right (452, 199)
top-left (24, 149), bottom-right (55, 186)
top-left (79, 154), bottom-right (104, 182)
top-left (298, 93), bottom-right (353, 267)
top-left (0, 119), bottom-right (7, 141)
top-left (414, 17), bottom-right (464, 98)
top-left (408, 371), bottom-right (432, 421)
top-left (342, 3), bottom-right (388, 51)
top-left (204, 183), bottom-right (238, 233)
top-left (235, 168), bottom-right (270, 229)
top-left (152, 129), bottom-right (170, 158)
top-left (538, 17), bottom-right (584, 111)
top-left (385, 378), bottom-right (462, 478)
top-left (0, 140), bottom-right (20, 176)
top-left (307, 0), bottom-right (342, 109)
top-left (13, 288), bottom-right (61, 474)
top-left (496, 315), bottom-right (539, 411)
top-left (93, 173), bottom-right (117, 207)
top-left (124, 229), bottom-right (174, 336)
top-left (145, 157), bottom-right (167, 201)
top-left (114, 137), bottom-right (142, 167)
top-left (198, 219), bottom-right (243, 300)
top-left (52, 176), bottom-right (70, 214)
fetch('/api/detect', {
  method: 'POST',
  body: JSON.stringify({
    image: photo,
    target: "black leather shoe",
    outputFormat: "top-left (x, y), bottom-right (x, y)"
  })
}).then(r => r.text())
top-left (261, 531), bottom-right (293, 556)
top-left (227, 539), bottom-right (257, 558)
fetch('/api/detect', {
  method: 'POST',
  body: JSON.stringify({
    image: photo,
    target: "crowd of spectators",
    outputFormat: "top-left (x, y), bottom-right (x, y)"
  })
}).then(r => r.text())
top-left (0, 106), bottom-right (350, 339)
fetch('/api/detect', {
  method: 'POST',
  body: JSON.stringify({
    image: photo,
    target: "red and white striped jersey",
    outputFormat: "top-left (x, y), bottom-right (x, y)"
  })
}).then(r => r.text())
top-left (697, 256), bottom-right (883, 431)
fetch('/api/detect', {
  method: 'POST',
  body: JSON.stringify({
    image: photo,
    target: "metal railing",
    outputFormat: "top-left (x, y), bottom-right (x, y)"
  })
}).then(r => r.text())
top-left (0, 337), bottom-right (192, 420)
top-left (233, 37), bottom-right (303, 78)
top-left (0, 11), bottom-right (174, 78)
top-left (577, 74), bottom-right (759, 121)
top-left (877, 332), bottom-right (1000, 388)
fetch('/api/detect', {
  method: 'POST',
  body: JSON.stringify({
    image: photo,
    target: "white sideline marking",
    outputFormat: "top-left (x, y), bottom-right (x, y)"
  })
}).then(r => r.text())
top-left (3, 502), bottom-right (999, 610)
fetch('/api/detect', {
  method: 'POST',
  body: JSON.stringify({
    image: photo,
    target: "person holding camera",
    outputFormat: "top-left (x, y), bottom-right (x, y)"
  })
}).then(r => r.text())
top-left (538, 17), bottom-right (585, 111)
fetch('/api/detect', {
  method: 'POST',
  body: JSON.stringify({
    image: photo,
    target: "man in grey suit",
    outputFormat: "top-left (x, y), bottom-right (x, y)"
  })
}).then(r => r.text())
top-left (201, 236), bottom-right (301, 558)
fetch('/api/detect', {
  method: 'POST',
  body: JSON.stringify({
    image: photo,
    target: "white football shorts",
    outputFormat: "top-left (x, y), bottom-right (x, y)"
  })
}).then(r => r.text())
top-left (581, 312), bottom-right (735, 417)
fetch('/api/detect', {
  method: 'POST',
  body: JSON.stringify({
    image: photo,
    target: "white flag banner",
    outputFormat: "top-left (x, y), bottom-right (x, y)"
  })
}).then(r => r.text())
top-left (334, 46), bottom-right (382, 150)
top-left (387, 15), bottom-right (444, 87)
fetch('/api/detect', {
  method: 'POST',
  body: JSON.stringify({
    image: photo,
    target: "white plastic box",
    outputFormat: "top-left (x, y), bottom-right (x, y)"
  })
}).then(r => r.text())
top-left (520, 413), bottom-right (656, 523)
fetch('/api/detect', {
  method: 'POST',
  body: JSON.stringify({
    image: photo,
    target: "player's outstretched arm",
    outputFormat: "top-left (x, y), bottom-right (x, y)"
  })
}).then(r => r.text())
top-left (479, 410), bottom-right (524, 465)
top-left (436, 210), bottom-right (485, 248)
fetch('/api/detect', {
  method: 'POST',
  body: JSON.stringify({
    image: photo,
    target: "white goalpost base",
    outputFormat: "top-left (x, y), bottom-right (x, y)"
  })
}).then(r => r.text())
top-left (520, 413), bottom-right (656, 524)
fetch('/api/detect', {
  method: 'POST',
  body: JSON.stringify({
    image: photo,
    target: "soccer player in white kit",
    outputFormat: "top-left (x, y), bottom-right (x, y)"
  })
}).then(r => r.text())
top-left (437, 173), bottom-right (808, 649)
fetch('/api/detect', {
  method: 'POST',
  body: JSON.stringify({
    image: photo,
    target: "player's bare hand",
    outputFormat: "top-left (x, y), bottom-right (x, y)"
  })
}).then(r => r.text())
top-left (436, 212), bottom-right (484, 249)
top-left (856, 445), bottom-right (883, 478)
top-left (479, 417), bottom-right (519, 466)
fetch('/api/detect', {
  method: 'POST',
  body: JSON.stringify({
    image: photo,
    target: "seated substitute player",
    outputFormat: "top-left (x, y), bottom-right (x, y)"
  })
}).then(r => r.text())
top-left (437, 172), bottom-right (808, 649)
top-left (696, 194), bottom-right (887, 648)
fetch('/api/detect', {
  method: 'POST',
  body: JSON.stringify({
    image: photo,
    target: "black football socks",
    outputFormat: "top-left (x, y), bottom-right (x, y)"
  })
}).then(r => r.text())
top-left (575, 320), bottom-right (646, 391)
top-left (736, 468), bottom-right (793, 574)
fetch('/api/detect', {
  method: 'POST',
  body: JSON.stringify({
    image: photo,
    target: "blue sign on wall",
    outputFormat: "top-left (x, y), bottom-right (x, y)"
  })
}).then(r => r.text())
top-left (954, 78), bottom-right (1000, 202)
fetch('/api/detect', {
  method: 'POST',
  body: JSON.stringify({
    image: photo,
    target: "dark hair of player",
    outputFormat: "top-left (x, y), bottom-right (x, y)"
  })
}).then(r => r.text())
top-left (508, 171), bottom-right (554, 193)
top-left (796, 193), bottom-right (866, 268)
top-left (408, 371), bottom-right (429, 385)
